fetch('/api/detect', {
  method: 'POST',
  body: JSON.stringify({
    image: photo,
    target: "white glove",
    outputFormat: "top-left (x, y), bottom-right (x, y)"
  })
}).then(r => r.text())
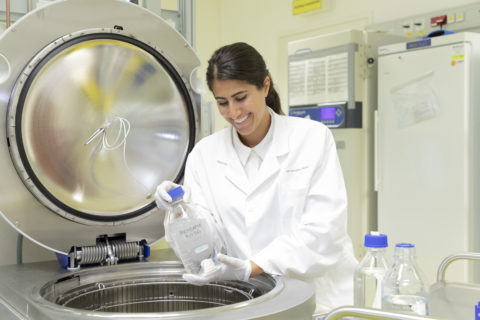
top-left (182, 254), bottom-right (252, 285)
top-left (154, 180), bottom-right (191, 208)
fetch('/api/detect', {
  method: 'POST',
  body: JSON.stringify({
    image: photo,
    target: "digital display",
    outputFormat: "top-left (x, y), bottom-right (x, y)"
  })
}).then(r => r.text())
top-left (320, 107), bottom-right (336, 120)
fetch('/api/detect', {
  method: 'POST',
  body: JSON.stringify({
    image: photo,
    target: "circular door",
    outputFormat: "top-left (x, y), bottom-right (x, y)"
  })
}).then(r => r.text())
top-left (0, 0), bottom-right (204, 252)
top-left (8, 30), bottom-right (195, 224)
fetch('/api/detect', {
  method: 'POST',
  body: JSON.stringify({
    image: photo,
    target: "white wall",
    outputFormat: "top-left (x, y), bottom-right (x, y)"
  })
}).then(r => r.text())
top-left (195, 0), bottom-right (480, 131)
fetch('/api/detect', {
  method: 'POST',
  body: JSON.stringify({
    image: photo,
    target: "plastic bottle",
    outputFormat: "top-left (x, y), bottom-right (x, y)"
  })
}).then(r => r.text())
top-left (164, 186), bottom-right (219, 274)
top-left (354, 232), bottom-right (390, 309)
top-left (382, 243), bottom-right (430, 315)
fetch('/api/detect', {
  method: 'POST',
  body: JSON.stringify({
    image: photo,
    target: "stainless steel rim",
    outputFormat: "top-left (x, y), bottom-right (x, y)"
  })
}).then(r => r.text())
top-left (56, 280), bottom-right (265, 312)
top-left (38, 262), bottom-right (284, 315)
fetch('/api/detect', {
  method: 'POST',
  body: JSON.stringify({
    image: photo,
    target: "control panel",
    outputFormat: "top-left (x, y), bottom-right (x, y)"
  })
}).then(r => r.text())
top-left (366, 3), bottom-right (480, 39)
top-left (289, 102), bottom-right (362, 128)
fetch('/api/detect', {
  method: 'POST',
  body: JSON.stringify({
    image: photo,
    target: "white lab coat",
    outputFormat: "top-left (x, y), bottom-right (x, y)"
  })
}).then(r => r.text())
top-left (183, 111), bottom-right (358, 311)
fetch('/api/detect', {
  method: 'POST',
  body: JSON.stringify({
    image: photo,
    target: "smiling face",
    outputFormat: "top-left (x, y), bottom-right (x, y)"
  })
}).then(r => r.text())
top-left (212, 77), bottom-right (271, 147)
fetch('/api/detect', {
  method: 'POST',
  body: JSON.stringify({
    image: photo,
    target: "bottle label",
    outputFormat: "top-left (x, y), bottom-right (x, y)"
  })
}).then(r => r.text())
top-left (171, 219), bottom-right (210, 248)
top-left (169, 218), bottom-right (214, 272)
top-left (178, 222), bottom-right (203, 239)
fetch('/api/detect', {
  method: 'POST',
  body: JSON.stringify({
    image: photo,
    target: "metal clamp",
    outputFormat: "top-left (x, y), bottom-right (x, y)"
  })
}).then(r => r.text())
top-left (322, 306), bottom-right (446, 320)
top-left (436, 252), bottom-right (480, 282)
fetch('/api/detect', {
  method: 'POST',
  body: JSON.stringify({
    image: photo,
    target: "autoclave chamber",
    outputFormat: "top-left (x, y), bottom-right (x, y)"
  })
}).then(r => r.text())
top-left (0, 0), bottom-right (315, 319)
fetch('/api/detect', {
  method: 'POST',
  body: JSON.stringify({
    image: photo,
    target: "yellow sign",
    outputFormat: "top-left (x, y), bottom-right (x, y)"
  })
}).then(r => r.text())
top-left (293, 0), bottom-right (322, 15)
top-left (452, 54), bottom-right (465, 61)
top-left (451, 54), bottom-right (464, 67)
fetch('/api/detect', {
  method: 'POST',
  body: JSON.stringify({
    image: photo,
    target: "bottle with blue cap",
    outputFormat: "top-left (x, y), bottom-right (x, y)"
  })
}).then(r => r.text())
top-left (354, 231), bottom-right (390, 309)
top-left (381, 243), bottom-right (430, 315)
top-left (164, 186), bottom-right (219, 274)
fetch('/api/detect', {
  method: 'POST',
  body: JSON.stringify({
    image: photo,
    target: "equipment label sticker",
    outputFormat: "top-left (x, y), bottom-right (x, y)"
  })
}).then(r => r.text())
top-left (406, 39), bottom-right (431, 50)
top-left (451, 54), bottom-right (464, 66)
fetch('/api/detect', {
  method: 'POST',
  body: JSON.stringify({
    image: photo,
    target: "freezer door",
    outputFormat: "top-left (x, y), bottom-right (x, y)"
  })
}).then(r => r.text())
top-left (377, 40), bottom-right (473, 283)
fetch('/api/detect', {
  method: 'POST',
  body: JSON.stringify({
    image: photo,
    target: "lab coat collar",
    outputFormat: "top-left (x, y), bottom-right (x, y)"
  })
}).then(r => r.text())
top-left (232, 107), bottom-right (276, 166)
top-left (249, 111), bottom-right (289, 193)
top-left (212, 127), bottom-right (249, 195)
top-left (267, 109), bottom-right (289, 157)
top-left (231, 127), bottom-right (252, 167)
top-left (216, 109), bottom-right (290, 195)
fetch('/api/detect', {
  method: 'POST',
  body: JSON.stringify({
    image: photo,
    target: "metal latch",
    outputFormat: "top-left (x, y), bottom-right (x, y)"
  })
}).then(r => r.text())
top-left (67, 233), bottom-right (149, 271)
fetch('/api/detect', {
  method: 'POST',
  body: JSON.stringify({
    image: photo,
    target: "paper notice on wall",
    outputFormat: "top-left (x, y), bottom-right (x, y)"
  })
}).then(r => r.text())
top-left (390, 71), bottom-right (439, 129)
top-left (289, 52), bottom-right (348, 106)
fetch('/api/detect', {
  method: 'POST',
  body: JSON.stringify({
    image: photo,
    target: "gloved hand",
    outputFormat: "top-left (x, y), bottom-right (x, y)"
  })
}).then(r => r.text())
top-left (183, 254), bottom-right (252, 285)
top-left (154, 180), bottom-right (191, 208)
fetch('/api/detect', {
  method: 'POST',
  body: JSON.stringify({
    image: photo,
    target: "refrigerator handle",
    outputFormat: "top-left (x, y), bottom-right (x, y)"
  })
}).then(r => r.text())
top-left (374, 110), bottom-right (380, 191)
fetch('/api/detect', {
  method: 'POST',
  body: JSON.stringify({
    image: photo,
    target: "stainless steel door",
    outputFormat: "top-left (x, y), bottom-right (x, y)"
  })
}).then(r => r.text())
top-left (0, 0), bottom-right (204, 256)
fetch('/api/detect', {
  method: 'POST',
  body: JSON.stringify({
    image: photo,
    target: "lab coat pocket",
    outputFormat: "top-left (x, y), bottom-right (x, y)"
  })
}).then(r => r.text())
top-left (279, 185), bottom-right (308, 220)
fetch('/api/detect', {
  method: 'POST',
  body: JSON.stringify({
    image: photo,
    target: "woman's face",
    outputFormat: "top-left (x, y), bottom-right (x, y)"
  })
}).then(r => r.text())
top-left (212, 77), bottom-right (271, 147)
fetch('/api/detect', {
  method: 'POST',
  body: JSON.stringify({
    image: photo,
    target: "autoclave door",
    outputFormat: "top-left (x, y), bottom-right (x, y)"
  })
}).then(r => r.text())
top-left (0, 0), bottom-right (203, 257)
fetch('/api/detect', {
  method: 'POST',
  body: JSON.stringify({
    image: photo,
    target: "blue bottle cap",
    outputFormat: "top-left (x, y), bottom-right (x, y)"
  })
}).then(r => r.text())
top-left (396, 243), bottom-right (415, 248)
top-left (167, 186), bottom-right (184, 200)
top-left (364, 232), bottom-right (388, 248)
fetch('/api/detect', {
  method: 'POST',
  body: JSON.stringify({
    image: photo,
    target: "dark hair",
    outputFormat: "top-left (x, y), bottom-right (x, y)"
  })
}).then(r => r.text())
top-left (206, 42), bottom-right (283, 115)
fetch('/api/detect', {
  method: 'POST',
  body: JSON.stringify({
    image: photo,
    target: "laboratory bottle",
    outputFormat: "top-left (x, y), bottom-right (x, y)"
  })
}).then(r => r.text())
top-left (382, 243), bottom-right (430, 315)
top-left (354, 232), bottom-right (390, 309)
top-left (164, 186), bottom-right (219, 274)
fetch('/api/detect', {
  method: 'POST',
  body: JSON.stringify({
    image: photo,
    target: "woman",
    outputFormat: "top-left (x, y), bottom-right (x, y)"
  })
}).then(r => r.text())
top-left (155, 42), bottom-right (358, 312)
